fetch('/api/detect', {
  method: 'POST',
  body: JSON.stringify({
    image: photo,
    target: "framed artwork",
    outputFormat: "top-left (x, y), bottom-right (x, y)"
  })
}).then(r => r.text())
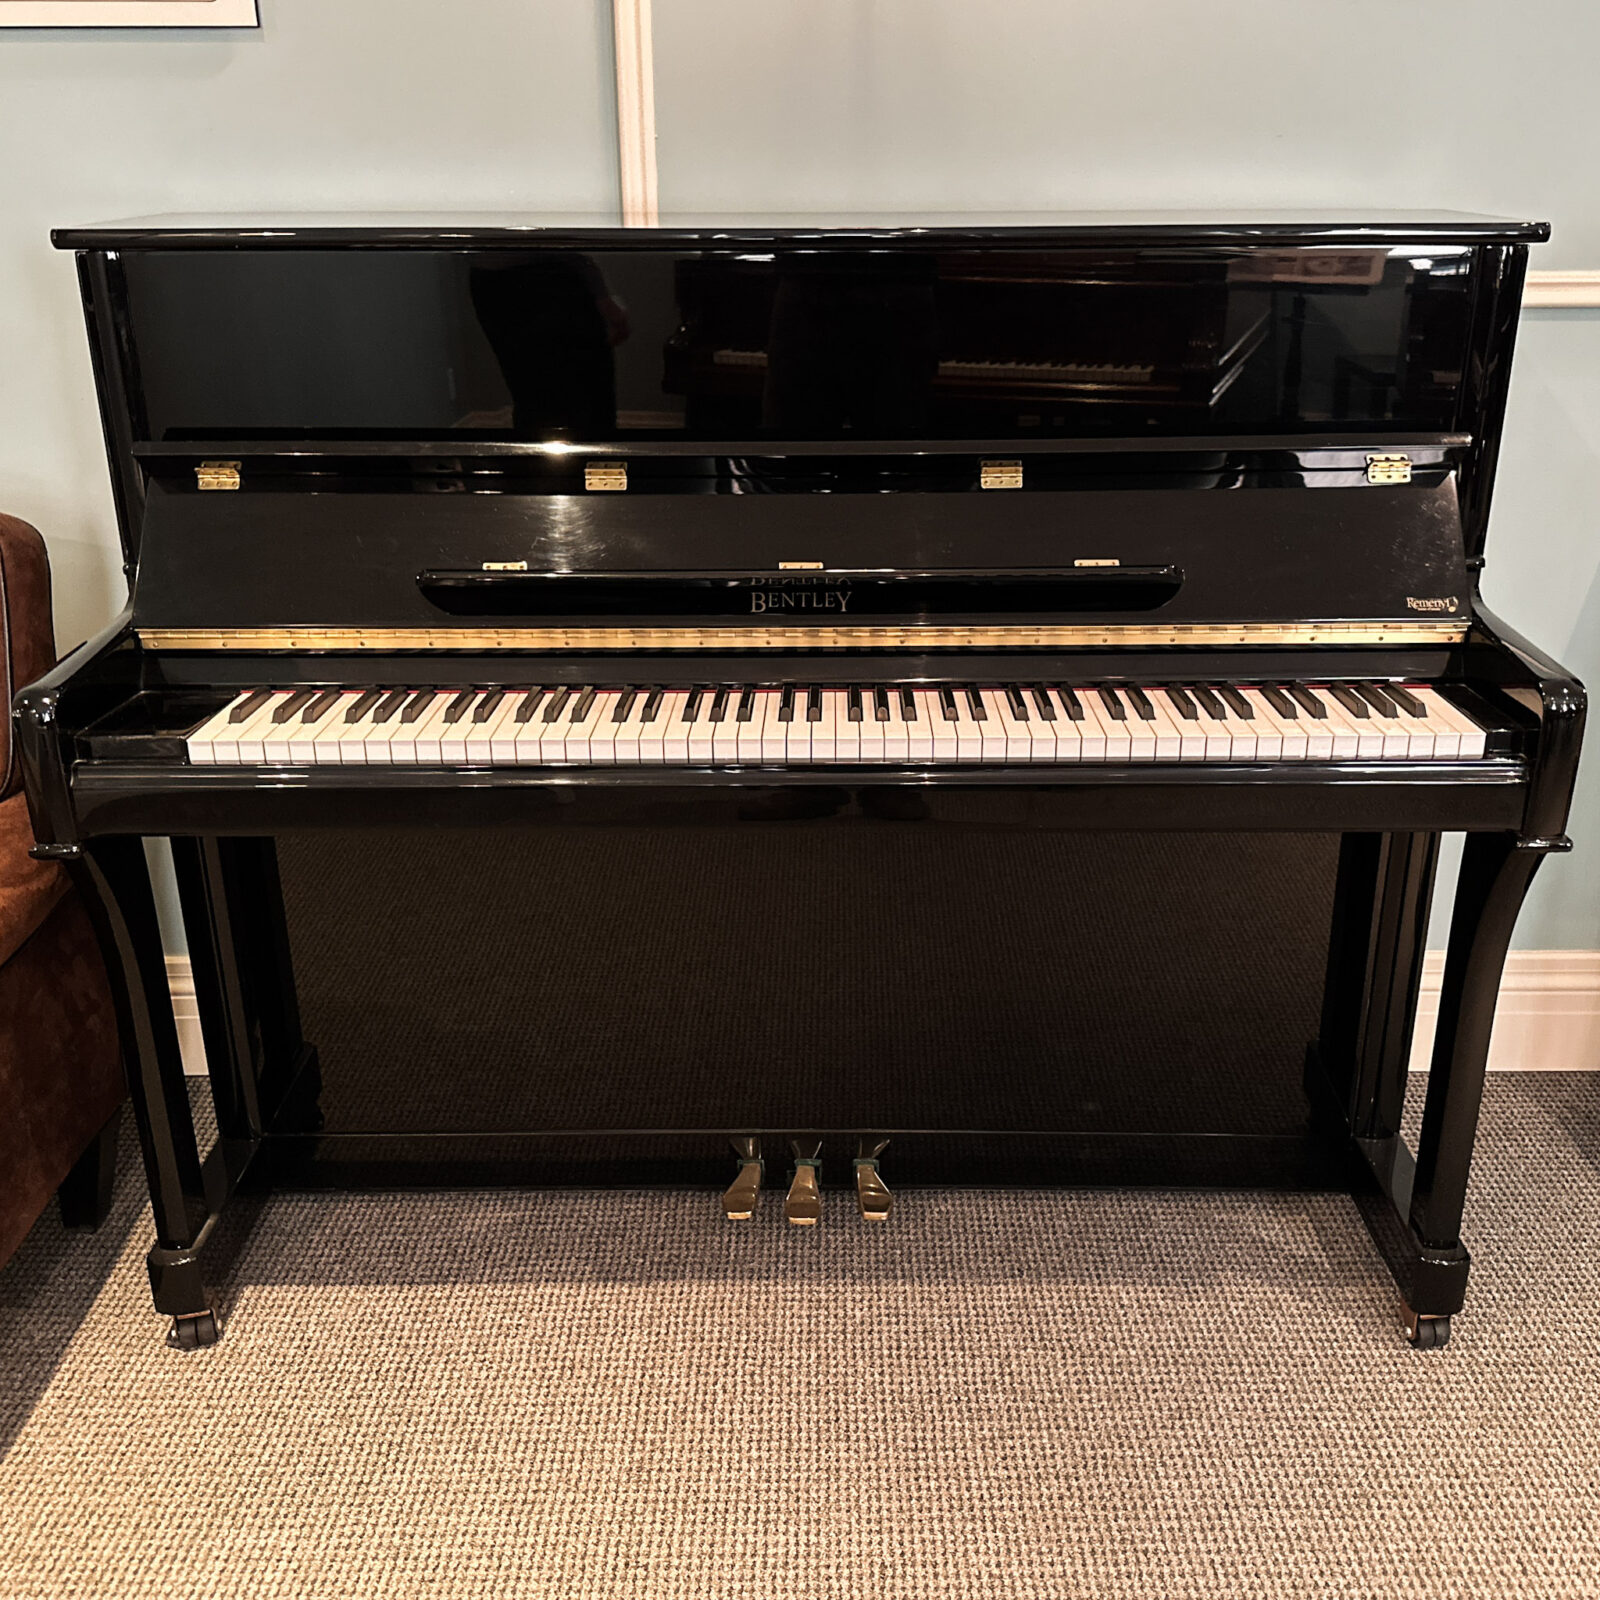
top-left (0, 0), bottom-right (257, 25)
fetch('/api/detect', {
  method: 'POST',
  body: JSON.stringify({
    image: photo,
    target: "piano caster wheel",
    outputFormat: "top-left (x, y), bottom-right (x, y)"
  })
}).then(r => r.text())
top-left (722, 1137), bottom-right (764, 1221)
top-left (786, 1140), bottom-right (823, 1226)
top-left (167, 1308), bottom-right (222, 1351)
top-left (854, 1137), bottom-right (892, 1222)
top-left (1402, 1306), bottom-right (1451, 1351)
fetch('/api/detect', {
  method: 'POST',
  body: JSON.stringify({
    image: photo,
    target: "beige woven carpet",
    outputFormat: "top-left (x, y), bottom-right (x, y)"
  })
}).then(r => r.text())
top-left (5, 1075), bottom-right (1600, 1600)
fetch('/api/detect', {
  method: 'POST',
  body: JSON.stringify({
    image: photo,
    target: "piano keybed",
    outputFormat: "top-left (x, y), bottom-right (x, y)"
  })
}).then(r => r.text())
top-left (186, 681), bottom-right (1490, 768)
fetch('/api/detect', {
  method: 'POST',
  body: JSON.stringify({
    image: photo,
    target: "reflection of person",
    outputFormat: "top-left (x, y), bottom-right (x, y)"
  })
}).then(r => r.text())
top-left (469, 253), bottom-right (628, 437)
top-left (763, 253), bottom-right (938, 436)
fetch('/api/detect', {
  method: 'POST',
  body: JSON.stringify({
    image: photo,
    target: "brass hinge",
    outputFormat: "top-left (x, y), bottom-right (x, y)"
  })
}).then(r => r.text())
top-left (1366, 453), bottom-right (1412, 485)
top-left (980, 458), bottom-right (1023, 490)
top-left (585, 460), bottom-right (627, 491)
top-left (482, 560), bottom-right (529, 571)
top-left (196, 460), bottom-right (241, 492)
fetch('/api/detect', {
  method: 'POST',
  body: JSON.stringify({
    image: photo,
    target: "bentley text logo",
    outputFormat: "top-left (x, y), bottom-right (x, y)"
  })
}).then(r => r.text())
top-left (749, 577), bottom-right (852, 614)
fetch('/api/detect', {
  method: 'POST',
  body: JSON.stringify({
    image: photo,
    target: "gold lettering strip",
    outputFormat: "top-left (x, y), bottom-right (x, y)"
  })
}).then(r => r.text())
top-left (137, 621), bottom-right (1468, 651)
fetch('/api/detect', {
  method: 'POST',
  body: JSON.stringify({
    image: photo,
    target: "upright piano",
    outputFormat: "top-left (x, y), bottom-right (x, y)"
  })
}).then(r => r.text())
top-left (18, 213), bottom-right (1583, 1351)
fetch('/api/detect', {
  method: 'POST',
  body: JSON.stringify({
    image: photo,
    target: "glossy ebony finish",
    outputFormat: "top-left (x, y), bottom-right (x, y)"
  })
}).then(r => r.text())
top-left (23, 216), bottom-right (1584, 1343)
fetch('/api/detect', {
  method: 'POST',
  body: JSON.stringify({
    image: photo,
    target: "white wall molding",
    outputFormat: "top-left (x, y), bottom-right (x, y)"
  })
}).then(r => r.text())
top-left (611, 0), bottom-right (659, 227)
top-left (1411, 950), bottom-right (1600, 1073)
top-left (1525, 271), bottom-right (1600, 309)
top-left (168, 951), bottom-right (1600, 1078)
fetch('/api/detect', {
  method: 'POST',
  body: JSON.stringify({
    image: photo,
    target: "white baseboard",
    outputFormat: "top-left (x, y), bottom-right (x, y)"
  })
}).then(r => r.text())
top-left (166, 950), bottom-right (1600, 1078)
top-left (1411, 950), bottom-right (1600, 1073)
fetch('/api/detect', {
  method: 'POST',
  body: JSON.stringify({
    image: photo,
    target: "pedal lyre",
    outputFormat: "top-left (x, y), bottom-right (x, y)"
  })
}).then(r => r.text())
top-left (722, 1136), bottom-right (763, 1221)
top-left (854, 1137), bottom-right (892, 1223)
top-left (786, 1139), bottom-right (823, 1226)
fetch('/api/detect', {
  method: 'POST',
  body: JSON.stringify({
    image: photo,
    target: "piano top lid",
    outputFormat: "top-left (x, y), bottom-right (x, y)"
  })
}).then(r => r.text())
top-left (52, 208), bottom-right (1551, 251)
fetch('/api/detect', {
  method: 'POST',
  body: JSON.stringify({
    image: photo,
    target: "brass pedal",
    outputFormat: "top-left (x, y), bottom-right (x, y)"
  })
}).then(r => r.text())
top-left (786, 1140), bottom-right (823, 1226)
top-left (721, 1136), bottom-right (763, 1221)
top-left (854, 1137), bottom-right (892, 1222)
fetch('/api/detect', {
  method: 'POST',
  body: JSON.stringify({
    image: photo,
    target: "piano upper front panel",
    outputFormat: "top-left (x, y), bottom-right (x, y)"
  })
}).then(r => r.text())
top-left (114, 243), bottom-right (1477, 448)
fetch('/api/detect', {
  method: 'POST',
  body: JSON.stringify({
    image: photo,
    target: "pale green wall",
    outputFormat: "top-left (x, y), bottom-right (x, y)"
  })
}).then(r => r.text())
top-left (2, 1), bottom-right (1595, 949)
top-left (0, 1), bottom-right (618, 650)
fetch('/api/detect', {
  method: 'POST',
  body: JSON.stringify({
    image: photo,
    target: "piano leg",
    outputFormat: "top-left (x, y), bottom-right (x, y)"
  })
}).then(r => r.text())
top-left (171, 837), bottom-right (319, 1144)
top-left (70, 837), bottom-right (224, 1348)
top-left (1352, 831), bottom-right (1553, 1348)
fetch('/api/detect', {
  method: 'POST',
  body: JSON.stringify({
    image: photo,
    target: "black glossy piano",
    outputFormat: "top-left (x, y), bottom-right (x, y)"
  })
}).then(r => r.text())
top-left (18, 212), bottom-right (1583, 1351)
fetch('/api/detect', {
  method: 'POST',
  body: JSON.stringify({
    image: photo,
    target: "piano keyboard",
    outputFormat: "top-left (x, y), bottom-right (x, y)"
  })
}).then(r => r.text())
top-left (186, 682), bottom-right (1489, 767)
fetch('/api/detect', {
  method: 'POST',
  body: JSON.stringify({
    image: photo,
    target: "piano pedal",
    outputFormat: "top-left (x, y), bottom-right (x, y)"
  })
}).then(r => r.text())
top-left (785, 1140), bottom-right (824, 1226)
top-left (854, 1137), bottom-right (892, 1222)
top-left (721, 1136), bottom-right (764, 1221)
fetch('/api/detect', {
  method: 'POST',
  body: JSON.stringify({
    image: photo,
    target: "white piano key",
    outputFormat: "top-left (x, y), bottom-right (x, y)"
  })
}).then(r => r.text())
top-left (488, 692), bottom-right (537, 765)
top-left (185, 695), bottom-right (252, 764)
top-left (1381, 685), bottom-right (1439, 761)
top-left (1157, 690), bottom-right (1207, 761)
top-left (909, 690), bottom-right (942, 762)
top-left (1117, 690), bottom-right (1160, 761)
top-left (563, 691), bottom-right (612, 764)
top-left (951, 692), bottom-right (984, 764)
top-left (308, 695), bottom-right (363, 764)
top-left (1415, 689), bottom-right (1483, 758)
top-left (659, 690), bottom-right (693, 764)
top-left (975, 689), bottom-right (1011, 762)
top-left (681, 690), bottom-right (714, 765)
top-left (834, 689), bottom-right (861, 763)
top-left (857, 693), bottom-right (890, 762)
top-left (810, 690), bottom-right (840, 763)
top-left (881, 691), bottom-right (911, 763)
top-left (1328, 691), bottom-right (1386, 760)
top-left (760, 692), bottom-right (791, 763)
top-left (1242, 689), bottom-right (1306, 761)
top-left (1234, 691), bottom-right (1280, 762)
top-left (465, 693), bottom-right (520, 765)
top-left (709, 691), bottom-right (742, 764)
top-left (392, 693), bottom-right (453, 764)
top-left (733, 690), bottom-right (765, 764)
top-left (1137, 691), bottom-right (1183, 760)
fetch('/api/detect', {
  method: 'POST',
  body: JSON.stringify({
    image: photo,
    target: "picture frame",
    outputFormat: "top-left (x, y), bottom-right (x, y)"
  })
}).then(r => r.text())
top-left (0, 0), bottom-right (257, 27)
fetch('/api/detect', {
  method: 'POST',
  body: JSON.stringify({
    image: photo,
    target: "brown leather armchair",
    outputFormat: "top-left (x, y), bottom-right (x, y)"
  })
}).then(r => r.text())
top-left (1, 513), bottom-right (122, 1265)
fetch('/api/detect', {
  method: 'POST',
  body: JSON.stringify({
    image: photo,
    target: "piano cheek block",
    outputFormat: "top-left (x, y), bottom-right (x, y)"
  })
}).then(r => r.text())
top-left (40, 214), bottom-right (1582, 1348)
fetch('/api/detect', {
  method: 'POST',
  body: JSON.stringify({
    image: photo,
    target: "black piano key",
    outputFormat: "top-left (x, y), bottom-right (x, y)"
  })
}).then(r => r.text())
top-left (779, 685), bottom-right (796, 723)
top-left (1165, 686), bottom-right (1198, 721)
top-left (899, 687), bottom-right (918, 720)
top-left (1004, 685), bottom-right (1029, 721)
top-left (681, 687), bottom-right (703, 723)
top-left (542, 687), bottom-right (574, 723)
top-left (847, 686), bottom-right (864, 722)
top-left (613, 688), bottom-right (638, 723)
top-left (640, 689), bottom-right (664, 724)
top-left (472, 689), bottom-right (507, 723)
top-left (1029, 686), bottom-right (1057, 721)
top-left (1327, 684), bottom-right (1370, 719)
top-left (271, 688), bottom-right (317, 724)
top-left (301, 689), bottom-right (342, 724)
top-left (342, 689), bottom-right (383, 724)
top-left (1261, 685), bottom-right (1298, 719)
top-left (443, 688), bottom-right (479, 724)
top-left (964, 687), bottom-right (987, 721)
top-left (1386, 683), bottom-right (1428, 718)
top-left (1355, 682), bottom-right (1399, 718)
top-left (736, 687), bottom-right (757, 723)
top-left (372, 689), bottom-right (411, 724)
top-left (873, 687), bottom-right (891, 722)
top-left (1097, 686), bottom-right (1127, 722)
top-left (570, 686), bottom-right (597, 722)
top-left (1125, 686), bottom-right (1157, 721)
top-left (514, 687), bottom-right (550, 724)
top-left (1191, 686), bottom-right (1227, 720)
top-left (229, 688), bottom-right (274, 724)
top-left (1285, 683), bottom-right (1328, 719)
top-left (400, 689), bottom-right (439, 725)
top-left (1056, 686), bottom-right (1085, 721)
top-left (807, 686), bottom-right (823, 723)
top-left (1218, 684), bottom-right (1255, 720)
top-left (709, 687), bottom-right (730, 723)
top-left (939, 687), bottom-right (960, 721)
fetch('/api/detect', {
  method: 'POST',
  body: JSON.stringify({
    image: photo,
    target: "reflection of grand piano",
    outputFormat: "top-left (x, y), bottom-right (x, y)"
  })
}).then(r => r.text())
top-left (664, 251), bottom-right (1271, 432)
